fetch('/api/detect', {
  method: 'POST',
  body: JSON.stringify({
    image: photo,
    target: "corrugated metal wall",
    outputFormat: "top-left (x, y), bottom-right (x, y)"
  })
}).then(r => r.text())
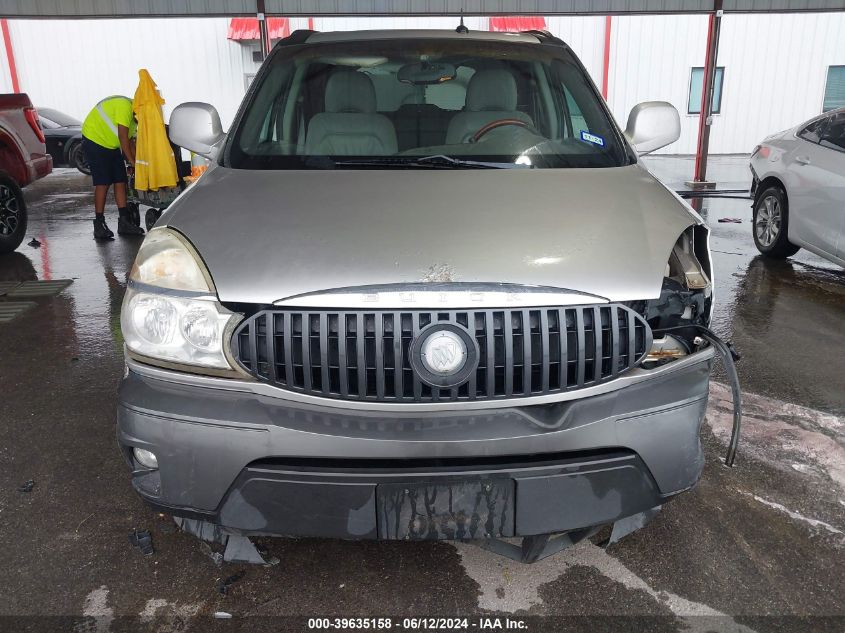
top-left (2, 13), bottom-right (844, 153)
top-left (544, 15), bottom-right (606, 80)
top-left (311, 16), bottom-right (488, 30)
top-left (712, 12), bottom-right (845, 152)
top-left (606, 12), bottom-right (845, 153)
top-left (607, 14), bottom-right (711, 152)
top-left (1, 18), bottom-right (259, 128)
top-left (0, 42), bottom-right (12, 92)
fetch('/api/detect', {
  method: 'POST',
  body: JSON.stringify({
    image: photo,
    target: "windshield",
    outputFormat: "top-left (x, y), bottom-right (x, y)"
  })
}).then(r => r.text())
top-left (226, 37), bottom-right (632, 170)
top-left (37, 108), bottom-right (81, 127)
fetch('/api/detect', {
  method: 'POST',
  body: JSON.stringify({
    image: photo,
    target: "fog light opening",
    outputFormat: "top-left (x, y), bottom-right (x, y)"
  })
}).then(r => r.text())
top-left (133, 447), bottom-right (159, 470)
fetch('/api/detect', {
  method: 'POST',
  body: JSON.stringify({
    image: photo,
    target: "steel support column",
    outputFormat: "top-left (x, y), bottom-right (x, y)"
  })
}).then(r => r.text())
top-left (257, 0), bottom-right (271, 59)
top-left (692, 0), bottom-right (723, 184)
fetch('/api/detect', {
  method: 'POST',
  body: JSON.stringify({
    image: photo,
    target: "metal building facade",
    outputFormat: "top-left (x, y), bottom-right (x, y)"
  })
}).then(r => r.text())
top-left (1, 12), bottom-right (843, 154)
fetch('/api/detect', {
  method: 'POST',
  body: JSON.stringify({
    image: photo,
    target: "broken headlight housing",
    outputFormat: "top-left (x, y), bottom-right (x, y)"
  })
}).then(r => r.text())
top-left (644, 334), bottom-right (690, 364)
top-left (634, 225), bottom-right (713, 367)
top-left (121, 228), bottom-right (244, 376)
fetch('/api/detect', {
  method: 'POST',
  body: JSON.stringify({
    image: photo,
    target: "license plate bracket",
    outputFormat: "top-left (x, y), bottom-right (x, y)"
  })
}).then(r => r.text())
top-left (377, 479), bottom-right (514, 541)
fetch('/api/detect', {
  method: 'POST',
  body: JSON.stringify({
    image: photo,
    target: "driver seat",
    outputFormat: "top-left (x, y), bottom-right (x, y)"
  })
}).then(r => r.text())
top-left (306, 70), bottom-right (398, 155)
top-left (445, 69), bottom-right (533, 145)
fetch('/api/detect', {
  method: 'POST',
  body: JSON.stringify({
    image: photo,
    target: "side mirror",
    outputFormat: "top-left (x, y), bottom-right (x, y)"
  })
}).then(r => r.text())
top-left (168, 102), bottom-right (225, 159)
top-left (624, 101), bottom-right (680, 155)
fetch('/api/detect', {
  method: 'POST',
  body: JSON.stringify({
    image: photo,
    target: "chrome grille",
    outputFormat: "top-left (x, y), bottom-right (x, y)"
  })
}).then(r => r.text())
top-left (232, 305), bottom-right (651, 403)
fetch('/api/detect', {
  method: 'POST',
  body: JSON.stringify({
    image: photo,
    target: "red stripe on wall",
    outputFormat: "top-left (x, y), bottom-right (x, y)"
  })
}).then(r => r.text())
top-left (227, 17), bottom-right (290, 40)
top-left (488, 16), bottom-right (547, 32)
top-left (601, 16), bottom-right (612, 100)
top-left (39, 233), bottom-right (51, 281)
top-left (1, 19), bottom-right (21, 93)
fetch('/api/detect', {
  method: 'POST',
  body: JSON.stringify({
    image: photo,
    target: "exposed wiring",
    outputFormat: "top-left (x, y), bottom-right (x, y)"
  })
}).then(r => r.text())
top-left (653, 324), bottom-right (742, 467)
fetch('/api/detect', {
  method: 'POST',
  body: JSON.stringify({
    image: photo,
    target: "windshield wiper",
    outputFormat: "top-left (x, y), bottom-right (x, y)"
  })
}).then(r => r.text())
top-left (410, 154), bottom-right (528, 169)
top-left (307, 155), bottom-right (527, 169)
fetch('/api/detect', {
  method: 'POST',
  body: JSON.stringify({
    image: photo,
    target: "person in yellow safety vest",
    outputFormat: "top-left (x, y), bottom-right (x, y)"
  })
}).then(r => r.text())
top-left (81, 95), bottom-right (144, 240)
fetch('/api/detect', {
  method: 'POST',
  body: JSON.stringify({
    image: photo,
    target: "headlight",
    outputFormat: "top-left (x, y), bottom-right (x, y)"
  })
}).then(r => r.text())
top-left (123, 289), bottom-right (235, 368)
top-left (129, 228), bottom-right (213, 291)
top-left (121, 227), bottom-right (243, 375)
top-left (644, 227), bottom-right (713, 331)
top-left (637, 226), bottom-right (713, 368)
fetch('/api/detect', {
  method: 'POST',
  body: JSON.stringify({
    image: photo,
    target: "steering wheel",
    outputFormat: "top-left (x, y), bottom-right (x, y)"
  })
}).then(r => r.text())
top-left (471, 118), bottom-right (533, 143)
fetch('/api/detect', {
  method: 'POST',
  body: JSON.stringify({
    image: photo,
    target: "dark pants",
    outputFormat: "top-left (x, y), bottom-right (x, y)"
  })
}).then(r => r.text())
top-left (82, 137), bottom-right (127, 186)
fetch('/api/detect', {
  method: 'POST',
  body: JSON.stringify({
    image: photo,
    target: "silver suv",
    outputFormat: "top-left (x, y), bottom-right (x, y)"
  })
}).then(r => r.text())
top-left (118, 29), bottom-right (718, 561)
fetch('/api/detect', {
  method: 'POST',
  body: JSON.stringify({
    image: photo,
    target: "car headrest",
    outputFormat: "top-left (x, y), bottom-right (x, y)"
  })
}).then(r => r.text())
top-left (325, 70), bottom-right (377, 114)
top-left (466, 69), bottom-right (518, 112)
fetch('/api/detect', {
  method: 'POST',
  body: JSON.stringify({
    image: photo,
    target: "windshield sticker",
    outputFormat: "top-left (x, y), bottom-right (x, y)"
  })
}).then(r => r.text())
top-left (580, 131), bottom-right (605, 146)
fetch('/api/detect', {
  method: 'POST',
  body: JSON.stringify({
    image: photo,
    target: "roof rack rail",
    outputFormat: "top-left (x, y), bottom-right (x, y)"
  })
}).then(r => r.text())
top-left (522, 30), bottom-right (568, 47)
top-left (275, 29), bottom-right (316, 48)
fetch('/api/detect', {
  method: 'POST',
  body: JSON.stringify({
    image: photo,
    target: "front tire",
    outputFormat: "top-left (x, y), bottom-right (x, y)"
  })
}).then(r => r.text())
top-left (752, 186), bottom-right (800, 258)
top-left (0, 172), bottom-right (27, 254)
top-left (69, 141), bottom-right (91, 175)
top-left (145, 206), bottom-right (163, 231)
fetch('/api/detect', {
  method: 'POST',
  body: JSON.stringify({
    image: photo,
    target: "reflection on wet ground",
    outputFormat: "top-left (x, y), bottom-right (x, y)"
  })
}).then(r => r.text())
top-left (644, 155), bottom-right (845, 414)
top-left (1, 164), bottom-right (843, 628)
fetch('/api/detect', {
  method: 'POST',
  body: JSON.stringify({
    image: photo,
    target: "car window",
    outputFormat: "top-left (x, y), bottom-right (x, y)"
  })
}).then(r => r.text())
top-left (38, 116), bottom-right (60, 130)
top-left (226, 38), bottom-right (632, 170)
top-left (425, 65), bottom-right (475, 111)
top-left (819, 113), bottom-right (845, 152)
top-left (797, 117), bottom-right (827, 144)
top-left (37, 108), bottom-right (81, 127)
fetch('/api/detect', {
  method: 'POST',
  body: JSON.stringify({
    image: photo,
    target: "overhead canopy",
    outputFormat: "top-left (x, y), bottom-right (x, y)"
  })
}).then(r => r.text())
top-left (228, 17), bottom-right (290, 40)
top-left (2, 0), bottom-right (845, 17)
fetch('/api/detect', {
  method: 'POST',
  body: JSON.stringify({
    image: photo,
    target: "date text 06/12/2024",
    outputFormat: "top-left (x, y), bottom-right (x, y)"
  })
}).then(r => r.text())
top-left (307, 617), bottom-right (528, 630)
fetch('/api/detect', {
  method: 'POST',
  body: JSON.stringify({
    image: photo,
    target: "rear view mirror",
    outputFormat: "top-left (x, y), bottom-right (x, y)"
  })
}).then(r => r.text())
top-left (624, 101), bottom-right (680, 155)
top-left (398, 62), bottom-right (457, 85)
top-left (169, 102), bottom-right (226, 159)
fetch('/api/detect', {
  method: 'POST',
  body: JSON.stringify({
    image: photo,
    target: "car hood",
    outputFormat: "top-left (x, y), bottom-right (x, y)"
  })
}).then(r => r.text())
top-left (165, 164), bottom-right (699, 305)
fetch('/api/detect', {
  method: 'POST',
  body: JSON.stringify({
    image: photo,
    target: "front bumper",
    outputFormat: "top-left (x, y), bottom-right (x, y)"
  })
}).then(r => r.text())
top-left (117, 348), bottom-right (713, 540)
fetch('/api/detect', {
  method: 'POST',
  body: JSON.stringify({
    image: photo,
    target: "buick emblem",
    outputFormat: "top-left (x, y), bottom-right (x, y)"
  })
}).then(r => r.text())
top-left (421, 330), bottom-right (467, 375)
top-left (410, 324), bottom-right (478, 388)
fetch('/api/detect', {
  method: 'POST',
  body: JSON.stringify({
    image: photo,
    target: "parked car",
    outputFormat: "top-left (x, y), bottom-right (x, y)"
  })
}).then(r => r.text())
top-left (750, 108), bottom-right (845, 267)
top-left (37, 107), bottom-right (90, 175)
top-left (0, 93), bottom-right (52, 254)
top-left (118, 29), bottom-right (720, 560)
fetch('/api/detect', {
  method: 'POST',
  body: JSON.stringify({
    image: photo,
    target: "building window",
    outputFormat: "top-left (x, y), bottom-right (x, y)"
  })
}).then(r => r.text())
top-left (688, 67), bottom-right (724, 115)
top-left (823, 66), bottom-right (845, 112)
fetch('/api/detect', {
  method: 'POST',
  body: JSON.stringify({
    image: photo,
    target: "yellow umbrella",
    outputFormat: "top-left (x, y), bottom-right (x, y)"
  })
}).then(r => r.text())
top-left (133, 69), bottom-right (177, 191)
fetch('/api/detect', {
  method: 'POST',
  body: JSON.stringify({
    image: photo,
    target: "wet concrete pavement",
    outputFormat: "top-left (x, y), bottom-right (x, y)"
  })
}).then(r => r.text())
top-left (1, 164), bottom-right (843, 632)
top-left (645, 155), bottom-right (845, 415)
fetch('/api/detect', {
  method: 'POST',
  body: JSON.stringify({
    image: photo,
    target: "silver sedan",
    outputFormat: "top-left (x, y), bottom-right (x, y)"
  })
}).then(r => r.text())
top-left (749, 107), bottom-right (845, 266)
